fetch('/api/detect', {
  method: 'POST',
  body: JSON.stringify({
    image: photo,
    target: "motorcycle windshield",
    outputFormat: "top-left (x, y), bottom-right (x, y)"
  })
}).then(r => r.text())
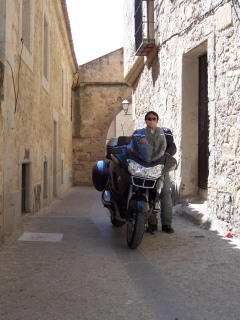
top-left (127, 133), bottom-right (166, 163)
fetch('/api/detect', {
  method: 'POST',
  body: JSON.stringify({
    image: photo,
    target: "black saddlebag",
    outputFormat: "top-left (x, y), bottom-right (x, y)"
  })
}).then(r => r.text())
top-left (92, 160), bottom-right (110, 191)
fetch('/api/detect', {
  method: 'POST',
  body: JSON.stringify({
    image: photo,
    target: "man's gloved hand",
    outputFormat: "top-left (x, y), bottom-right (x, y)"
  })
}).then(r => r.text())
top-left (163, 153), bottom-right (177, 171)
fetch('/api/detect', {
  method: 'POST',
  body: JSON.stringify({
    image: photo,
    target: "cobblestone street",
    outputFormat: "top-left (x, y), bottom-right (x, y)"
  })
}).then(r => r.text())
top-left (0, 187), bottom-right (240, 320)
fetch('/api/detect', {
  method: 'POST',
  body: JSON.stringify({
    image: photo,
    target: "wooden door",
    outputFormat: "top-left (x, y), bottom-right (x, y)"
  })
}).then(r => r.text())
top-left (198, 53), bottom-right (209, 189)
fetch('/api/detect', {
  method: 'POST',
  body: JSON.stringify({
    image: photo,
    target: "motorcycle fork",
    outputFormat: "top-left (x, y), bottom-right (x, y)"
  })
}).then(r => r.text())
top-left (126, 185), bottom-right (149, 220)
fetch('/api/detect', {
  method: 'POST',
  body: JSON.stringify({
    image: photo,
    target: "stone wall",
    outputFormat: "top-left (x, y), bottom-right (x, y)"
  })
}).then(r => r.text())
top-left (73, 49), bottom-right (131, 185)
top-left (0, 1), bottom-right (6, 243)
top-left (0, 0), bottom-right (77, 242)
top-left (0, 60), bottom-right (3, 243)
top-left (123, 1), bottom-right (240, 236)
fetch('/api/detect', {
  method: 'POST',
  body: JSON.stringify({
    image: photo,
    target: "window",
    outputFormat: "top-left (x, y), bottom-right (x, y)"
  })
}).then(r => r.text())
top-left (43, 15), bottom-right (49, 80)
top-left (22, 0), bottom-right (31, 52)
top-left (21, 0), bottom-right (34, 69)
top-left (134, 0), bottom-right (155, 56)
top-left (61, 159), bottom-right (64, 184)
top-left (62, 68), bottom-right (65, 109)
top-left (42, 3), bottom-right (50, 91)
top-left (66, 78), bottom-right (70, 117)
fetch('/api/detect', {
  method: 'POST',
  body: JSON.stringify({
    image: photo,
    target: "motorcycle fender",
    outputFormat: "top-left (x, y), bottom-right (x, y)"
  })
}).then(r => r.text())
top-left (129, 195), bottom-right (149, 213)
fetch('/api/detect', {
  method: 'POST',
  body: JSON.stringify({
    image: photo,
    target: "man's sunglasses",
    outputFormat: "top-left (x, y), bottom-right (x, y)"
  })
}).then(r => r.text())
top-left (147, 117), bottom-right (157, 121)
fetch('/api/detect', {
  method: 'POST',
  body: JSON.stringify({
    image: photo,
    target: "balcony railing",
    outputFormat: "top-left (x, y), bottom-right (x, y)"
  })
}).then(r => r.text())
top-left (135, 0), bottom-right (155, 56)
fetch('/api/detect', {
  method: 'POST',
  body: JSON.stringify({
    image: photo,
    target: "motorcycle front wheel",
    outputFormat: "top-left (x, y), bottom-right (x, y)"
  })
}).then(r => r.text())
top-left (127, 211), bottom-right (147, 249)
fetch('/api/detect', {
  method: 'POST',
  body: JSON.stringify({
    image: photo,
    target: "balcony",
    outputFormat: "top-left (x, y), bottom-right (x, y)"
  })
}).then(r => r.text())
top-left (135, 38), bottom-right (155, 56)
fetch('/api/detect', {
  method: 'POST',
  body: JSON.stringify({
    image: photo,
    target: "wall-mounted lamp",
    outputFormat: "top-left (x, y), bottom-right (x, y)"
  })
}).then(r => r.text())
top-left (122, 99), bottom-right (129, 115)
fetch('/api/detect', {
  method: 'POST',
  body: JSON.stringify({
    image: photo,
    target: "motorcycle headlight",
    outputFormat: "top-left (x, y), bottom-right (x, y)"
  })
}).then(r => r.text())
top-left (127, 159), bottom-right (164, 179)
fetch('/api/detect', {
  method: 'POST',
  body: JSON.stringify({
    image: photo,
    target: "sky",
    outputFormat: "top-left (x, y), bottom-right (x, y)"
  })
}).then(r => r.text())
top-left (66, 0), bottom-right (124, 65)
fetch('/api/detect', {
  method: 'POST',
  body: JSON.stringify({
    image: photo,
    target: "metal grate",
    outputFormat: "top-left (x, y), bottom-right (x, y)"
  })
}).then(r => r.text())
top-left (132, 176), bottom-right (156, 188)
top-left (135, 0), bottom-right (143, 52)
top-left (134, 0), bottom-right (155, 56)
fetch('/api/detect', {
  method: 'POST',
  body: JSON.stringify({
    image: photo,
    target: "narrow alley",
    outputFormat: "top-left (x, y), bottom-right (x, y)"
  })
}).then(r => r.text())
top-left (0, 187), bottom-right (239, 320)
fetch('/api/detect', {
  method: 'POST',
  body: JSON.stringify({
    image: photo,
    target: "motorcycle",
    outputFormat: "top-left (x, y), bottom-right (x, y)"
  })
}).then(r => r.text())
top-left (92, 134), bottom-right (176, 249)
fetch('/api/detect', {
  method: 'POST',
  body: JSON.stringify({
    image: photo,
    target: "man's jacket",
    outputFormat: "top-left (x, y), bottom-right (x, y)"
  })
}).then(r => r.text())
top-left (131, 127), bottom-right (176, 157)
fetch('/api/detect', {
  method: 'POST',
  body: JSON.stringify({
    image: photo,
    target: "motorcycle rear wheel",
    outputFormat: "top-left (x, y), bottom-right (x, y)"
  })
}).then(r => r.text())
top-left (127, 211), bottom-right (146, 249)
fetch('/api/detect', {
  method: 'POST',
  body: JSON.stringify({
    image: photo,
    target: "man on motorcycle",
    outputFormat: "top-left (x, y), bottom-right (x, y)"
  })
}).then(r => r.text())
top-left (133, 111), bottom-right (177, 234)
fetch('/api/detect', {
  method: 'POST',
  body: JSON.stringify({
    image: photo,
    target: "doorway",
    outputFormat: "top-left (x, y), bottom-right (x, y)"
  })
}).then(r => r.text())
top-left (21, 163), bottom-right (30, 213)
top-left (53, 120), bottom-right (57, 197)
top-left (198, 53), bottom-right (209, 190)
top-left (181, 42), bottom-right (209, 199)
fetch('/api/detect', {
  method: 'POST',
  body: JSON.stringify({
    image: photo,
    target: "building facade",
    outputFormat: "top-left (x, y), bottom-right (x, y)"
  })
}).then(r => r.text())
top-left (123, 0), bottom-right (240, 235)
top-left (0, 0), bottom-right (77, 242)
